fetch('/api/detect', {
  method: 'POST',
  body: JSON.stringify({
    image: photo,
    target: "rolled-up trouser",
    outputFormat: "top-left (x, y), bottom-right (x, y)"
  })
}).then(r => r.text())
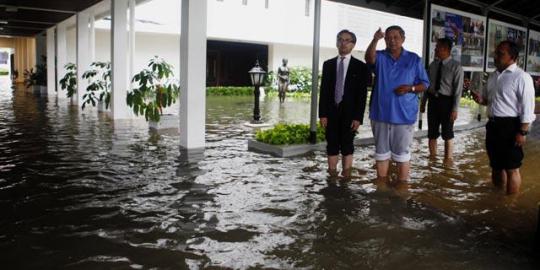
top-left (371, 120), bottom-right (414, 162)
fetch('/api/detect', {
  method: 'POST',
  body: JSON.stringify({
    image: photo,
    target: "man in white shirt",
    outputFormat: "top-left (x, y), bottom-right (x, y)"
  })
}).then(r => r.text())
top-left (473, 40), bottom-right (536, 195)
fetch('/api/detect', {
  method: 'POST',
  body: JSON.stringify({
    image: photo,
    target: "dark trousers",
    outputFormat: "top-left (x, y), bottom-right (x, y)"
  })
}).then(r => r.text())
top-left (486, 117), bottom-right (523, 170)
top-left (427, 94), bottom-right (454, 140)
top-left (325, 104), bottom-right (355, 156)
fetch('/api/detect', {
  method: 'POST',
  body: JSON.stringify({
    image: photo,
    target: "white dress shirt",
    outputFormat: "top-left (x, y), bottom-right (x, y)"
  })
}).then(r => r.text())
top-left (481, 63), bottom-right (536, 123)
top-left (336, 53), bottom-right (352, 82)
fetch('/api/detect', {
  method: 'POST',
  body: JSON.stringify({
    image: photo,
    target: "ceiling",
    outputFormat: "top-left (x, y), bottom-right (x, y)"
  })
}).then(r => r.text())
top-left (330, 0), bottom-right (540, 30)
top-left (0, 0), bottom-right (102, 37)
top-left (1, 0), bottom-right (540, 37)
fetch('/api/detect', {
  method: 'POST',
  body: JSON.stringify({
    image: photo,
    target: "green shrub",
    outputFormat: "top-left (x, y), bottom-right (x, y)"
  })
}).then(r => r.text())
top-left (255, 123), bottom-right (325, 145)
top-left (206, 86), bottom-right (253, 96)
top-left (289, 67), bottom-right (320, 92)
top-left (0, 71), bottom-right (8, 76)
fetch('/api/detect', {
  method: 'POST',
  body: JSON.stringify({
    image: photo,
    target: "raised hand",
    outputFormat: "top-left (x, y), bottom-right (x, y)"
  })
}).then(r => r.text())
top-left (374, 27), bottom-right (384, 41)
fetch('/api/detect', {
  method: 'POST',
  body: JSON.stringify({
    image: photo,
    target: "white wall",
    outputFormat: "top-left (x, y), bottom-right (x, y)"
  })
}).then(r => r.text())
top-left (95, 29), bottom-right (179, 80)
top-left (67, 27), bottom-right (76, 63)
top-left (268, 42), bottom-right (364, 72)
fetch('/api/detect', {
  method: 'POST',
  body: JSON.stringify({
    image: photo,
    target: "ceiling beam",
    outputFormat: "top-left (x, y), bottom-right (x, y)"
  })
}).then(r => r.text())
top-left (455, 0), bottom-right (540, 27)
top-left (2, 25), bottom-right (45, 30)
top-left (0, 19), bottom-right (56, 25)
top-left (0, 5), bottom-right (77, 14)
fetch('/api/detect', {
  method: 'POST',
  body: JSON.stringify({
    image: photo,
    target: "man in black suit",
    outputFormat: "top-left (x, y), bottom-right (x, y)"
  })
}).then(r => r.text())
top-left (319, 29), bottom-right (369, 179)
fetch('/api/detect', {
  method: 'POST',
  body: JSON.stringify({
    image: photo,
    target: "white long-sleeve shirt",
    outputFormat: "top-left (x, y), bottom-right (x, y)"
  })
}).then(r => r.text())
top-left (481, 63), bottom-right (536, 123)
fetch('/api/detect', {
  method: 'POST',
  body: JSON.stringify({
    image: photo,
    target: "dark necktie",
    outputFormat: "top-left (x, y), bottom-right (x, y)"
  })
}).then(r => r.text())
top-left (434, 60), bottom-right (443, 93)
top-left (335, 56), bottom-right (345, 104)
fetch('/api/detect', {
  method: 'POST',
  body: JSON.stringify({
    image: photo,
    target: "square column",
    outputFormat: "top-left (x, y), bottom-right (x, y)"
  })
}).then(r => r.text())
top-left (110, 0), bottom-right (131, 119)
top-left (76, 11), bottom-right (91, 105)
top-left (56, 22), bottom-right (67, 95)
top-left (46, 27), bottom-right (56, 92)
top-left (180, 0), bottom-right (207, 150)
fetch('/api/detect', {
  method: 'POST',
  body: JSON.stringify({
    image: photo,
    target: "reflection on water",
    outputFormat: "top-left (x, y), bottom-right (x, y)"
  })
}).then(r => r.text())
top-left (0, 85), bottom-right (539, 269)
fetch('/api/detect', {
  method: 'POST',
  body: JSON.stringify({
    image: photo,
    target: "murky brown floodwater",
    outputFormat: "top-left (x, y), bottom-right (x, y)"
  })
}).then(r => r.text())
top-left (1, 81), bottom-right (539, 269)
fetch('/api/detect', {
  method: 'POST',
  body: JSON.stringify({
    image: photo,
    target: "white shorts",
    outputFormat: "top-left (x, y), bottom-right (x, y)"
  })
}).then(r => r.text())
top-left (371, 120), bottom-right (414, 162)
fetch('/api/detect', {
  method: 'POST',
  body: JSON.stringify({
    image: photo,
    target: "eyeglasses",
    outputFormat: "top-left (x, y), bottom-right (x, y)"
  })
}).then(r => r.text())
top-left (337, 38), bottom-right (354, 44)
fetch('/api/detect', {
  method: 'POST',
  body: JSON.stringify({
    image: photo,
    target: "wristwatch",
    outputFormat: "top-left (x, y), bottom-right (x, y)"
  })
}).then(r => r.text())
top-left (518, 129), bottom-right (529, 136)
top-left (410, 85), bottom-right (416, 93)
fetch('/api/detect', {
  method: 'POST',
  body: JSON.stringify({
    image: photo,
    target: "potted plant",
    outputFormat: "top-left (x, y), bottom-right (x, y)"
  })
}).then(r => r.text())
top-left (127, 56), bottom-right (180, 130)
top-left (81, 61), bottom-right (111, 112)
top-left (59, 63), bottom-right (77, 99)
top-left (23, 57), bottom-right (47, 94)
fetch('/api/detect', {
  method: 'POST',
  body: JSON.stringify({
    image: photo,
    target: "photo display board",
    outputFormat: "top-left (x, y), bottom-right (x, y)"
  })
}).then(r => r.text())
top-left (486, 19), bottom-right (527, 71)
top-left (527, 29), bottom-right (540, 76)
top-left (430, 4), bottom-right (486, 71)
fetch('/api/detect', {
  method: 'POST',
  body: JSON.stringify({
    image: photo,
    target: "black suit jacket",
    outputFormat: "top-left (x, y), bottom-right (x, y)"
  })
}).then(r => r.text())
top-left (318, 56), bottom-right (369, 123)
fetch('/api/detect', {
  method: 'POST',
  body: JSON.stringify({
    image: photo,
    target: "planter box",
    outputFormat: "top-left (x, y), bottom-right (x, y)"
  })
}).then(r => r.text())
top-left (248, 121), bottom-right (487, 157)
top-left (97, 100), bottom-right (109, 112)
top-left (149, 114), bottom-right (179, 131)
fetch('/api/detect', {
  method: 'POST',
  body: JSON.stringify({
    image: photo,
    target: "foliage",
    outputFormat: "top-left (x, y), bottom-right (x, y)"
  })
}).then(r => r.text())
top-left (59, 63), bottom-right (77, 97)
top-left (264, 70), bottom-right (275, 87)
top-left (289, 67), bottom-right (320, 92)
top-left (81, 61), bottom-right (111, 110)
top-left (127, 56), bottom-right (180, 122)
top-left (206, 86), bottom-right (253, 96)
top-left (0, 68), bottom-right (8, 76)
top-left (23, 56), bottom-right (47, 88)
top-left (266, 90), bottom-right (311, 99)
top-left (255, 123), bottom-right (325, 145)
top-left (459, 96), bottom-right (477, 108)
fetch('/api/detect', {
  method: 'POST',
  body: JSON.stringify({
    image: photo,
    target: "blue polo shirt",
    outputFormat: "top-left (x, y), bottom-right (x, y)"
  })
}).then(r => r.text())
top-left (369, 49), bottom-right (430, 124)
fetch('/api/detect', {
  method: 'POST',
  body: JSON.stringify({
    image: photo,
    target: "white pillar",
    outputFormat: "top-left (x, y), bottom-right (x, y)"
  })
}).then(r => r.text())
top-left (129, 0), bottom-right (135, 81)
top-left (111, 0), bottom-right (131, 119)
top-left (89, 12), bottom-right (96, 62)
top-left (46, 27), bottom-right (56, 92)
top-left (309, 0), bottom-right (321, 143)
top-left (180, 0), bottom-right (207, 150)
top-left (76, 11), bottom-right (91, 105)
top-left (57, 22), bottom-right (67, 95)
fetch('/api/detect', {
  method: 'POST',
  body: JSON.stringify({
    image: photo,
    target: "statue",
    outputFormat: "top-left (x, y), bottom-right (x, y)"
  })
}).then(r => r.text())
top-left (277, 58), bottom-right (290, 104)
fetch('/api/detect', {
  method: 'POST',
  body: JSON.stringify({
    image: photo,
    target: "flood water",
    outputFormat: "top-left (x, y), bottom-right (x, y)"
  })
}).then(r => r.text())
top-left (1, 82), bottom-right (539, 269)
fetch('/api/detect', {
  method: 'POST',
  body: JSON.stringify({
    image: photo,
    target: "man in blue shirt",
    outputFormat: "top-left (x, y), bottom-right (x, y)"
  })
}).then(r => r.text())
top-left (365, 25), bottom-right (430, 182)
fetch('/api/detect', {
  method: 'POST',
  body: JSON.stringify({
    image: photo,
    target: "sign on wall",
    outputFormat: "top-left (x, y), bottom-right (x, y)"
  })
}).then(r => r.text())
top-left (527, 30), bottom-right (540, 76)
top-left (430, 4), bottom-right (486, 71)
top-left (486, 19), bottom-right (527, 71)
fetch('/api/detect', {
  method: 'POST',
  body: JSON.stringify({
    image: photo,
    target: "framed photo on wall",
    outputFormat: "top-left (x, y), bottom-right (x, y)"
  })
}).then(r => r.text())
top-left (486, 19), bottom-right (527, 71)
top-left (527, 29), bottom-right (540, 76)
top-left (430, 4), bottom-right (486, 72)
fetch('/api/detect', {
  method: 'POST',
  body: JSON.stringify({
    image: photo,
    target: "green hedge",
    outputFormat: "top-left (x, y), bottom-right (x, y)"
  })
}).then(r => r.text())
top-left (0, 71), bottom-right (8, 76)
top-left (206, 86), bottom-right (252, 96)
top-left (255, 123), bottom-right (325, 145)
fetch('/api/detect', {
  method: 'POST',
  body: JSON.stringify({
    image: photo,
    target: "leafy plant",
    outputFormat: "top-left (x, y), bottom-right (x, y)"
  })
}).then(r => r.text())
top-left (127, 56), bottom-right (180, 122)
top-left (255, 123), bottom-right (325, 145)
top-left (23, 56), bottom-right (47, 88)
top-left (59, 63), bottom-right (77, 97)
top-left (206, 86), bottom-right (253, 96)
top-left (81, 61), bottom-right (111, 110)
top-left (288, 67), bottom-right (321, 92)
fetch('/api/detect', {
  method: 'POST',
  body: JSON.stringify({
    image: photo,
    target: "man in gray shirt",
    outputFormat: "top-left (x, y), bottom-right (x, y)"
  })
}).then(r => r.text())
top-left (421, 38), bottom-right (463, 162)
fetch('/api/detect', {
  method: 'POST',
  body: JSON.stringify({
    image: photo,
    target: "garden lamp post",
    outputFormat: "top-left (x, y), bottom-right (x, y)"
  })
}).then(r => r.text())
top-left (248, 60), bottom-right (266, 123)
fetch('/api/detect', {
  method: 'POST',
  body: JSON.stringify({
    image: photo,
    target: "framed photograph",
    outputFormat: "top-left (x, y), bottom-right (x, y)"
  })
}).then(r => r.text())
top-left (527, 30), bottom-right (540, 76)
top-left (430, 4), bottom-right (486, 72)
top-left (486, 19), bottom-right (527, 71)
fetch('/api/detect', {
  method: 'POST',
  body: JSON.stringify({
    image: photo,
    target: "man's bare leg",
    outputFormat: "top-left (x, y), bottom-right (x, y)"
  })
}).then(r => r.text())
top-left (342, 154), bottom-right (353, 178)
top-left (492, 169), bottom-right (507, 189)
top-left (328, 155), bottom-right (339, 176)
top-left (505, 168), bottom-right (521, 195)
top-left (428, 139), bottom-right (437, 158)
top-left (444, 139), bottom-right (453, 161)
top-left (376, 160), bottom-right (390, 180)
top-left (397, 161), bottom-right (410, 182)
